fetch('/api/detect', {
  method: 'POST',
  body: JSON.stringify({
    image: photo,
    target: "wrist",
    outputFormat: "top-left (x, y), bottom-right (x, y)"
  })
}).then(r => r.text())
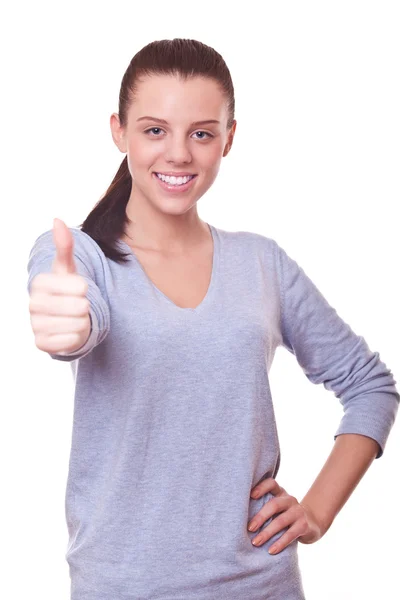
top-left (300, 500), bottom-right (333, 539)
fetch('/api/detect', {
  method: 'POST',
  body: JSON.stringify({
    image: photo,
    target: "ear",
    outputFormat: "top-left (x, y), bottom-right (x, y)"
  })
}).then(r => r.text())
top-left (110, 113), bottom-right (127, 153)
top-left (223, 120), bottom-right (237, 157)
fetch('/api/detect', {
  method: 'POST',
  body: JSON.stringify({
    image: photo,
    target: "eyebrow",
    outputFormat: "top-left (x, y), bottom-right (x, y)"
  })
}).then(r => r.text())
top-left (136, 116), bottom-right (220, 126)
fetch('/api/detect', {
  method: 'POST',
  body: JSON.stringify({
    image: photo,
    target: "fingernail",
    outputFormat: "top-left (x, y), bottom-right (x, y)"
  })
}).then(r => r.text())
top-left (248, 521), bottom-right (257, 531)
top-left (251, 488), bottom-right (260, 498)
top-left (269, 544), bottom-right (278, 554)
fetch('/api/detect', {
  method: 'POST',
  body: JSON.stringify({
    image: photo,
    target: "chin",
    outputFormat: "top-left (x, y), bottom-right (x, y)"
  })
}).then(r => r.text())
top-left (158, 201), bottom-right (199, 214)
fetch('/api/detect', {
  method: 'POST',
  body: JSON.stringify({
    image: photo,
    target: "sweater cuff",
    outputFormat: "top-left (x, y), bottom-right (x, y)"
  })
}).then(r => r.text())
top-left (50, 310), bottom-right (97, 360)
top-left (333, 392), bottom-right (399, 458)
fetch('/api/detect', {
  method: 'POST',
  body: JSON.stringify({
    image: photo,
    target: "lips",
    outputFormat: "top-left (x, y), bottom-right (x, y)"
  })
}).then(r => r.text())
top-left (153, 172), bottom-right (196, 177)
top-left (152, 172), bottom-right (197, 192)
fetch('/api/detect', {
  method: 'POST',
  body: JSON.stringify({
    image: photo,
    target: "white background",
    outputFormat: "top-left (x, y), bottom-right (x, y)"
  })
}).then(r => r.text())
top-left (2, 1), bottom-right (399, 598)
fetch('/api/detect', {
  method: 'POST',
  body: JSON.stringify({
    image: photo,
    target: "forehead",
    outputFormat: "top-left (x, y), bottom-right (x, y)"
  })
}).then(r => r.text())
top-left (130, 74), bottom-right (227, 122)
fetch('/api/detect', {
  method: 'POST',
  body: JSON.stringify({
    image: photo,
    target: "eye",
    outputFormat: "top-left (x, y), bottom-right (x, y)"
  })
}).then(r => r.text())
top-left (144, 127), bottom-right (164, 136)
top-left (192, 131), bottom-right (213, 140)
top-left (143, 128), bottom-right (213, 140)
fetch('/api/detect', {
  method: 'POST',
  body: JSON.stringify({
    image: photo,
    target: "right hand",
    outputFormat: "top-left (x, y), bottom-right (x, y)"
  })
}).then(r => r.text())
top-left (29, 218), bottom-right (92, 354)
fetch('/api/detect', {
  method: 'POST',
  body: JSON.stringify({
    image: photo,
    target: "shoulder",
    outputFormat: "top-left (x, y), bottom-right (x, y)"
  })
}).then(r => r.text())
top-left (27, 226), bottom-right (109, 282)
top-left (28, 226), bottom-right (106, 263)
top-left (30, 226), bottom-right (101, 252)
top-left (213, 224), bottom-right (279, 256)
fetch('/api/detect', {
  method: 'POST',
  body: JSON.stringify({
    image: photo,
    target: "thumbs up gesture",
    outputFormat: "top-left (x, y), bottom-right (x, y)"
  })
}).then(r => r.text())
top-left (29, 218), bottom-right (92, 354)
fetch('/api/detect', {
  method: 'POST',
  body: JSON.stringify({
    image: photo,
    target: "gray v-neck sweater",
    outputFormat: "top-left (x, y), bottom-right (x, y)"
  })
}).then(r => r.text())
top-left (26, 224), bottom-right (399, 600)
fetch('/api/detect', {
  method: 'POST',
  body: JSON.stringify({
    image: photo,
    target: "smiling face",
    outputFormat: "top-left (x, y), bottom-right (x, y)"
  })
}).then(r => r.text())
top-left (110, 74), bottom-right (236, 219)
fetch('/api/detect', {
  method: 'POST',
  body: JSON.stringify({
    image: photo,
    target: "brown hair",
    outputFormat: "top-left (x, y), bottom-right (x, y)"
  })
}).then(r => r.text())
top-left (79, 38), bottom-right (236, 263)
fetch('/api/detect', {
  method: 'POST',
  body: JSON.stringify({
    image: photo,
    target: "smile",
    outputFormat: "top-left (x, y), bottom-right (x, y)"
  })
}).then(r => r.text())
top-left (155, 173), bottom-right (195, 185)
top-left (152, 172), bottom-right (197, 193)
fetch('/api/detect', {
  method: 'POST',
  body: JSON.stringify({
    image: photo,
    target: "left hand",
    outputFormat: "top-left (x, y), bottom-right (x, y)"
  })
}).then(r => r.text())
top-left (248, 478), bottom-right (323, 554)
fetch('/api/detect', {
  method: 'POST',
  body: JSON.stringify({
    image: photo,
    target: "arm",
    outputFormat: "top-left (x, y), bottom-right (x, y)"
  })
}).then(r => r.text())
top-left (272, 238), bottom-right (399, 540)
top-left (300, 432), bottom-right (380, 538)
top-left (274, 239), bottom-right (399, 460)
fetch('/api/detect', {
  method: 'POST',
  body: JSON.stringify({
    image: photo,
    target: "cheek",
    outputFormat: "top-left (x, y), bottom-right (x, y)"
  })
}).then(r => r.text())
top-left (203, 151), bottom-right (223, 175)
top-left (203, 140), bottom-right (225, 164)
top-left (127, 139), bottom-right (224, 175)
top-left (127, 141), bottom-right (158, 172)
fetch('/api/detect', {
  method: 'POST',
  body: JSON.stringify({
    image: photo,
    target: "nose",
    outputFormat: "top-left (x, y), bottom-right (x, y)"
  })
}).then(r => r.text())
top-left (164, 135), bottom-right (192, 164)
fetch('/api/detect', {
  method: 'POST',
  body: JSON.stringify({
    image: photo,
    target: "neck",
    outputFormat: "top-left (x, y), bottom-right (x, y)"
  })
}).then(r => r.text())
top-left (122, 193), bottom-right (209, 254)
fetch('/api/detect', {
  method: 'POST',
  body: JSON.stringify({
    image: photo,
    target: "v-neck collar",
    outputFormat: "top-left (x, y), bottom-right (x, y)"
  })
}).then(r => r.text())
top-left (117, 223), bottom-right (219, 315)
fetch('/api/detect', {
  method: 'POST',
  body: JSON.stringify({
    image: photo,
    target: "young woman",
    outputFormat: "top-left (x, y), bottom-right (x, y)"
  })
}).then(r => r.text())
top-left (27, 38), bottom-right (399, 600)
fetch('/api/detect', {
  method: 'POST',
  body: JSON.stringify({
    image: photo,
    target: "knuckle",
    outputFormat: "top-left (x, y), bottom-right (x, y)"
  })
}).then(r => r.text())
top-left (31, 315), bottom-right (49, 334)
top-left (77, 315), bottom-right (89, 331)
top-left (75, 275), bottom-right (88, 295)
top-left (82, 297), bottom-right (90, 312)
top-left (300, 513), bottom-right (308, 526)
top-left (300, 519), bottom-right (308, 533)
top-left (69, 332), bottom-right (82, 346)
top-left (29, 293), bottom-right (47, 314)
top-left (74, 297), bottom-right (90, 315)
top-left (34, 334), bottom-right (48, 352)
top-left (82, 279), bottom-right (89, 294)
top-left (28, 297), bottom-right (37, 313)
top-left (30, 273), bottom-right (47, 291)
top-left (273, 515), bottom-right (286, 529)
top-left (297, 505), bottom-right (306, 518)
top-left (29, 314), bottom-right (39, 331)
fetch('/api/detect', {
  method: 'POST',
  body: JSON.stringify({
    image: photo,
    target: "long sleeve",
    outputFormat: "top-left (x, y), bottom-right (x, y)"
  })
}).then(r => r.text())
top-left (274, 240), bottom-right (399, 459)
top-left (27, 227), bottom-right (111, 362)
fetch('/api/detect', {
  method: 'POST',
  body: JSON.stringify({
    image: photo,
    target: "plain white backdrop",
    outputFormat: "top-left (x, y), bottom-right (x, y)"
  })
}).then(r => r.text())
top-left (2, 1), bottom-right (399, 598)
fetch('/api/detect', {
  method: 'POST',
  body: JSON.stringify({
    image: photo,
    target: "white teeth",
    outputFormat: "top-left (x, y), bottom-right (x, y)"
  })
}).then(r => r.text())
top-left (156, 173), bottom-right (194, 185)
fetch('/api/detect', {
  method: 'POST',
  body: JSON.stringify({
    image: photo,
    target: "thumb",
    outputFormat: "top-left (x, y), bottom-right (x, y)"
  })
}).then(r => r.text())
top-left (51, 218), bottom-right (77, 274)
